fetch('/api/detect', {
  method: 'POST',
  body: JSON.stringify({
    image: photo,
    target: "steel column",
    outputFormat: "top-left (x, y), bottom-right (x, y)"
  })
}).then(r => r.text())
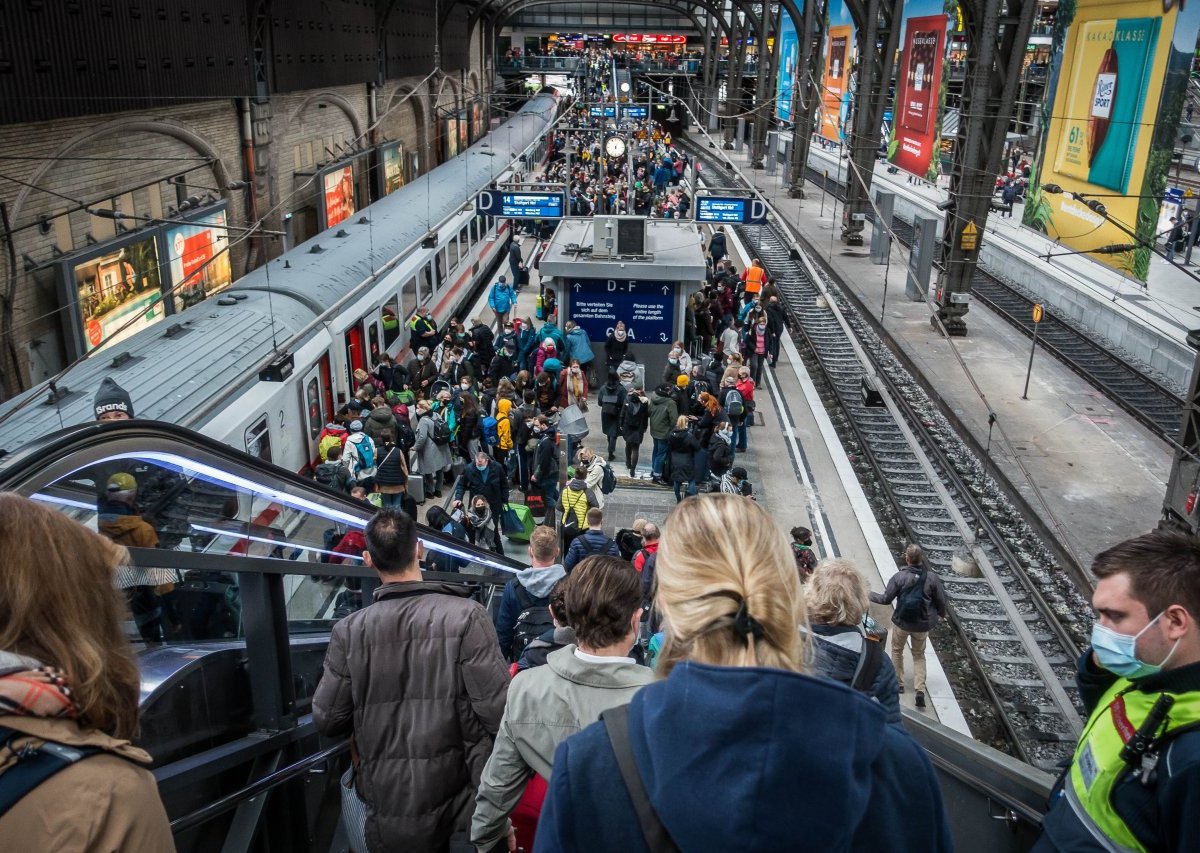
top-left (933, 0), bottom-right (1037, 334)
top-left (788, 0), bottom-right (824, 198)
top-left (749, 4), bottom-right (777, 168)
top-left (841, 0), bottom-right (903, 245)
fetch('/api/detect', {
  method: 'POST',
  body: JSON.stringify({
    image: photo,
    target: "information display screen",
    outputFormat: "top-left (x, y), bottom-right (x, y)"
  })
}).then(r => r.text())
top-left (476, 190), bottom-right (566, 219)
top-left (696, 196), bottom-right (769, 225)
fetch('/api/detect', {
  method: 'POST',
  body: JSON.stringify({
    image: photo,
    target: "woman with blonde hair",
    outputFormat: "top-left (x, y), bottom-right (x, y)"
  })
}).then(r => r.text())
top-left (534, 495), bottom-right (949, 852)
top-left (0, 494), bottom-right (173, 849)
top-left (806, 559), bottom-right (901, 724)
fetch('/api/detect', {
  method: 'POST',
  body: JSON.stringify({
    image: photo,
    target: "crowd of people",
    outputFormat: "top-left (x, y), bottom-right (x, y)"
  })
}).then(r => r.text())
top-left (11, 489), bottom-right (1198, 853)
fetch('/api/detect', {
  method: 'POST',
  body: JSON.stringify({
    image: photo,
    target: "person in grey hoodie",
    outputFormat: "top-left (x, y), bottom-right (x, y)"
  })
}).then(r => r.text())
top-left (472, 556), bottom-right (652, 853)
top-left (494, 526), bottom-right (568, 661)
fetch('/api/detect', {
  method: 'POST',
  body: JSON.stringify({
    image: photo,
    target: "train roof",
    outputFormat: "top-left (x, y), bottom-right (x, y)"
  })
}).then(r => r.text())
top-left (0, 91), bottom-right (560, 454)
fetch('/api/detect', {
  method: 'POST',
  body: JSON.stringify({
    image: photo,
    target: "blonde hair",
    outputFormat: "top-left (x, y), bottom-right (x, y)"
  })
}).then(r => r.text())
top-left (675, 415), bottom-right (690, 430)
top-left (806, 558), bottom-right (869, 626)
top-left (0, 495), bottom-right (141, 739)
top-left (656, 495), bottom-right (807, 677)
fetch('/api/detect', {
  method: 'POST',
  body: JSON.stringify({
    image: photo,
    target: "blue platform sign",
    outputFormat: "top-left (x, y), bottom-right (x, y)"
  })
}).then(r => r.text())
top-left (621, 106), bottom-right (648, 118)
top-left (567, 278), bottom-right (674, 344)
top-left (588, 106), bottom-right (617, 117)
top-left (475, 190), bottom-right (565, 219)
top-left (696, 196), bottom-right (769, 225)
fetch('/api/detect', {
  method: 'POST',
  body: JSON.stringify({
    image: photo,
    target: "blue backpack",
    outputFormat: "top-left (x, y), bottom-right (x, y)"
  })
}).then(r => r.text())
top-left (482, 416), bottom-right (500, 447)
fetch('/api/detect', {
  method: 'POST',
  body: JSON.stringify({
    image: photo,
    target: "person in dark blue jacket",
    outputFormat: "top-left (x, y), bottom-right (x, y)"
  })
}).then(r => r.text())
top-left (533, 494), bottom-right (950, 853)
top-left (805, 558), bottom-right (902, 725)
top-left (563, 508), bottom-right (620, 571)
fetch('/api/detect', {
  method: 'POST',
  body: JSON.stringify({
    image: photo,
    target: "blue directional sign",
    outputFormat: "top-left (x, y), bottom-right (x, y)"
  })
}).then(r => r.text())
top-left (696, 196), bottom-right (769, 225)
top-left (475, 190), bottom-right (565, 219)
top-left (567, 278), bottom-right (674, 344)
top-left (588, 106), bottom-right (617, 117)
top-left (621, 106), bottom-right (648, 118)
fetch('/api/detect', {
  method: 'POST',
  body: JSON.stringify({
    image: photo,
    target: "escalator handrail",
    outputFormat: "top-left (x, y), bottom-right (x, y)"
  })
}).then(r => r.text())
top-left (0, 420), bottom-right (525, 573)
top-left (168, 739), bottom-right (350, 834)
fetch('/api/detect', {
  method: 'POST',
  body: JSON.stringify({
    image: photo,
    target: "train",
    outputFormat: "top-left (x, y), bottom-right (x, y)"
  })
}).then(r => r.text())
top-left (0, 88), bottom-right (566, 474)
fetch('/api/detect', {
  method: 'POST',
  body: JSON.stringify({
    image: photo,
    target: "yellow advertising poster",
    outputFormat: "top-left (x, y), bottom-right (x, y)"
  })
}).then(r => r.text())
top-left (1024, 0), bottom-right (1190, 281)
top-left (821, 25), bottom-right (853, 143)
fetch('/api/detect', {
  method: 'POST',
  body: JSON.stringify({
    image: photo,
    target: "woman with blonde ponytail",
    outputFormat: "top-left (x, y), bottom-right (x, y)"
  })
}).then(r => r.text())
top-left (534, 495), bottom-right (950, 853)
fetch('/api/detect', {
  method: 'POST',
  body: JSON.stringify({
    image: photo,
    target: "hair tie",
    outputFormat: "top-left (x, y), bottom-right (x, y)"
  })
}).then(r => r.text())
top-left (733, 598), bottom-right (764, 640)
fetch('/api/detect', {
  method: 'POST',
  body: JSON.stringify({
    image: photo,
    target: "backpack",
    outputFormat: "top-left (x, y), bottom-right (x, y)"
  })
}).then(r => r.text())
top-left (561, 488), bottom-right (588, 531)
top-left (430, 415), bottom-right (451, 446)
top-left (511, 583), bottom-right (555, 662)
top-left (346, 434), bottom-right (376, 477)
top-left (851, 635), bottom-right (885, 694)
top-left (599, 386), bottom-right (624, 416)
top-left (623, 396), bottom-right (643, 424)
top-left (600, 462), bottom-right (617, 495)
top-left (314, 462), bottom-right (343, 490)
top-left (482, 416), bottom-right (500, 447)
top-left (893, 568), bottom-right (928, 625)
top-left (575, 532), bottom-right (615, 559)
top-left (318, 432), bottom-right (344, 461)
top-left (723, 388), bottom-right (744, 418)
top-left (690, 378), bottom-right (711, 400)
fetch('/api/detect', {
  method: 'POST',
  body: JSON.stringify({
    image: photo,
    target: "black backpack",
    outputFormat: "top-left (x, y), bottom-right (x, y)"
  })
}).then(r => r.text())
top-left (893, 568), bottom-right (928, 625)
top-left (600, 462), bottom-right (617, 494)
top-left (599, 385), bottom-right (624, 417)
top-left (623, 396), bottom-right (644, 424)
top-left (430, 415), bottom-right (451, 446)
top-left (511, 582), bottom-right (555, 662)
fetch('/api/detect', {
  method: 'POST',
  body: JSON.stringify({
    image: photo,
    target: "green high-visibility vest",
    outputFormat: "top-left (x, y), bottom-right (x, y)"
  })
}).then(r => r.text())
top-left (1065, 678), bottom-right (1200, 851)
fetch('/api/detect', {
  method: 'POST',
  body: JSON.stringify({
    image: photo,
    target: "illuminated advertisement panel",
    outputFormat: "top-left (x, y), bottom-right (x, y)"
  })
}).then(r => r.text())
top-left (887, 14), bottom-right (949, 179)
top-left (64, 232), bottom-right (165, 355)
top-left (458, 110), bottom-right (469, 153)
top-left (1024, 0), bottom-right (1199, 280)
top-left (322, 164), bottom-right (356, 230)
top-left (444, 117), bottom-right (460, 160)
top-left (820, 23), bottom-right (854, 142)
top-left (163, 206), bottom-right (233, 313)
top-left (379, 141), bottom-right (406, 197)
top-left (775, 12), bottom-right (799, 121)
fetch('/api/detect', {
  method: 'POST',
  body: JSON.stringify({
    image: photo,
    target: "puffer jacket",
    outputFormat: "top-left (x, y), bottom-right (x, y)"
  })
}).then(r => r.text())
top-left (313, 580), bottom-right (509, 853)
top-left (471, 646), bottom-right (654, 852)
top-left (646, 388), bottom-right (679, 440)
top-left (0, 715), bottom-right (174, 851)
top-left (809, 624), bottom-right (902, 725)
top-left (412, 412), bottom-right (452, 476)
top-left (364, 406), bottom-right (398, 445)
top-left (563, 326), bottom-right (594, 366)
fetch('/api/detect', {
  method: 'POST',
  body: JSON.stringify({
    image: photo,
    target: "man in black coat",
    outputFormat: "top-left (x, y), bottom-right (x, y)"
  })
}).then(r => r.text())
top-left (765, 296), bottom-right (790, 368)
top-left (453, 451), bottom-right (510, 553)
top-left (708, 226), bottom-right (727, 264)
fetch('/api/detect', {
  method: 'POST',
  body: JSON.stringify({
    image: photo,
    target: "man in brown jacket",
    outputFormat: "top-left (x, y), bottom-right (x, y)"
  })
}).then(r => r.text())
top-left (313, 509), bottom-right (509, 852)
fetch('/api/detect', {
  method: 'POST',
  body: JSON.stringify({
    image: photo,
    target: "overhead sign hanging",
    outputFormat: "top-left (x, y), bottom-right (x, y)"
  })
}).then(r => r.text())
top-left (476, 191), bottom-right (566, 220)
top-left (696, 196), bottom-right (770, 225)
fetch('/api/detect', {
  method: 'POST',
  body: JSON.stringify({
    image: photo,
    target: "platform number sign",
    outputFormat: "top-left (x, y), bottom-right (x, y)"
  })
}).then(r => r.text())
top-left (960, 220), bottom-right (978, 251)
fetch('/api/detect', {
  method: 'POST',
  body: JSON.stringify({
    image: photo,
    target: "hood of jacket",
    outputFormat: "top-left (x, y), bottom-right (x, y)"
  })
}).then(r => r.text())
top-left (367, 406), bottom-right (394, 426)
top-left (629, 661), bottom-right (888, 850)
top-left (545, 645), bottom-right (655, 690)
top-left (516, 563), bottom-right (566, 598)
top-left (98, 512), bottom-right (147, 537)
top-left (371, 579), bottom-right (474, 602)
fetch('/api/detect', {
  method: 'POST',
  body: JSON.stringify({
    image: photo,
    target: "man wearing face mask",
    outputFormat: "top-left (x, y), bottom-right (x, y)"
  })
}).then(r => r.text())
top-left (452, 451), bottom-right (509, 554)
top-left (1033, 530), bottom-right (1200, 853)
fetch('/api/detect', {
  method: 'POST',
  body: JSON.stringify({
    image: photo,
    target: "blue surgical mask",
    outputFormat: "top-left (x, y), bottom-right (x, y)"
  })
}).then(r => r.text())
top-left (1091, 612), bottom-right (1180, 679)
top-left (475, 463), bottom-right (489, 473)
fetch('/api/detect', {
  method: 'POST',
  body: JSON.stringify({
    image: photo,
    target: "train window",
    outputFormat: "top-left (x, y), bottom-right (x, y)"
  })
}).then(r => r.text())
top-left (459, 226), bottom-right (469, 252)
top-left (382, 294), bottom-right (401, 348)
top-left (367, 320), bottom-right (381, 365)
top-left (402, 276), bottom-right (417, 318)
top-left (245, 417), bottom-right (273, 464)
top-left (344, 325), bottom-right (365, 384)
top-left (319, 353), bottom-right (334, 422)
top-left (448, 233), bottom-right (459, 269)
top-left (435, 251), bottom-right (446, 290)
top-left (305, 377), bottom-right (322, 441)
top-left (470, 218), bottom-right (479, 244)
top-left (420, 263), bottom-right (433, 304)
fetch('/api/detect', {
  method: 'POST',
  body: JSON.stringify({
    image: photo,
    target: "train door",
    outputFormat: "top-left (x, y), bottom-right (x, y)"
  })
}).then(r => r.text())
top-left (319, 352), bottom-right (334, 419)
top-left (344, 323), bottom-right (365, 388)
top-left (299, 366), bottom-right (324, 468)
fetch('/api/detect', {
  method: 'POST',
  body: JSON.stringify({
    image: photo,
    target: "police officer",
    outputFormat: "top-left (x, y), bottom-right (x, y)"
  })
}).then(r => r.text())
top-left (1033, 530), bottom-right (1200, 852)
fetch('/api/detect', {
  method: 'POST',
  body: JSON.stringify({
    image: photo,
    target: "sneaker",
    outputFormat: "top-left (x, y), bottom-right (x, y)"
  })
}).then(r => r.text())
top-left (608, 453), bottom-right (616, 462)
top-left (897, 685), bottom-right (905, 694)
top-left (915, 691), bottom-right (926, 709)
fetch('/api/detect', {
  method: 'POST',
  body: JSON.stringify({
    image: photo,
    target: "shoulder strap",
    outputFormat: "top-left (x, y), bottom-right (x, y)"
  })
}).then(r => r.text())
top-left (851, 636), bottom-right (885, 694)
top-left (601, 706), bottom-right (681, 853)
top-left (0, 726), bottom-right (106, 820)
top-left (513, 580), bottom-right (536, 611)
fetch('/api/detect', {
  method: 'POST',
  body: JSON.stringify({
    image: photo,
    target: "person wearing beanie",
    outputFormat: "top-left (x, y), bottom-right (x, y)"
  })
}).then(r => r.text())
top-left (672, 373), bottom-right (692, 419)
top-left (94, 377), bottom-right (134, 421)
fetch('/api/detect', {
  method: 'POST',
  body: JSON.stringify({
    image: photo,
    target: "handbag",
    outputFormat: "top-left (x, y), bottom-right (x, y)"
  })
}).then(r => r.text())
top-left (340, 765), bottom-right (370, 853)
top-left (502, 506), bottom-right (524, 534)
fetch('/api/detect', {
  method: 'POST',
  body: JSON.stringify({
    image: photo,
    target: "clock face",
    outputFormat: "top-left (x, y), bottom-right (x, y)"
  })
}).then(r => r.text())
top-left (605, 136), bottom-right (626, 158)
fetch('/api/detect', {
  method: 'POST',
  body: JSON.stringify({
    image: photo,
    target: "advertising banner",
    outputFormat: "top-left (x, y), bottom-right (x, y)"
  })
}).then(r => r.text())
top-left (820, 23), bottom-right (855, 142)
top-left (164, 207), bottom-right (233, 313)
top-left (471, 101), bottom-right (485, 143)
top-left (457, 110), bottom-right (469, 153)
top-left (444, 117), bottom-right (460, 160)
top-left (775, 12), bottom-right (799, 121)
top-left (322, 164), bottom-right (356, 230)
top-left (1023, 0), bottom-right (1199, 280)
top-left (887, 14), bottom-right (949, 179)
top-left (67, 233), bottom-right (165, 354)
top-left (380, 142), bottom-right (406, 196)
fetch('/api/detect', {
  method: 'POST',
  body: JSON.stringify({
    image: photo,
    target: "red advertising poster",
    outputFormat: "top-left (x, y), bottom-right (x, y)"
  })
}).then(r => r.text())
top-left (820, 26), bottom-right (853, 143)
top-left (888, 15), bottom-right (948, 179)
top-left (323, 164), bottom-right (355, 230)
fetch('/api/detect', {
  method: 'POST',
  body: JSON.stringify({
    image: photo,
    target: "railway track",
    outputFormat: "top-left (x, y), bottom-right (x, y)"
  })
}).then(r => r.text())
top-left (804, 166), bottom-right (1185, 442)
top-left (687, 140), bottom-right (1091, 767)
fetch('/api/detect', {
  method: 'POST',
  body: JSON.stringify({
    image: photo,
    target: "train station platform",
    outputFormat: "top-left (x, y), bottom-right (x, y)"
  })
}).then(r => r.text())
top-left (799, 143), bottom-right (1200, 391)
top-left (706, 136), bottom-right (1173, 572)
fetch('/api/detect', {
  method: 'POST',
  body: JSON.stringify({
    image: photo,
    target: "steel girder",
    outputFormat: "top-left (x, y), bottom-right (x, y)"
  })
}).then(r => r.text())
top-left (933, 0), bottom-right (1037, 334)
top-left (787, 0), bottom-right (824, 197)
top-left (840, 0), bottom-right (903, 245)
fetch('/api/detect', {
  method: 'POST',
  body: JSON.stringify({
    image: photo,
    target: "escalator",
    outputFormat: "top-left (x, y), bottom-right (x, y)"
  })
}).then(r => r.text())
top-left (0, 420), bottom-right (522, 853)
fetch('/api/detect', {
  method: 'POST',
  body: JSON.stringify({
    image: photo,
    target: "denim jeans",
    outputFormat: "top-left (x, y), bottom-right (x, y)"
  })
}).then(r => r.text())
top-left (673, 480), bottom-right (697, 502)
top-left (693, 447), bottom-right (710, 488)
top-left (651, 438), bottom-right (669, 477)
top-left (733, 421), bottom-right (748, 451)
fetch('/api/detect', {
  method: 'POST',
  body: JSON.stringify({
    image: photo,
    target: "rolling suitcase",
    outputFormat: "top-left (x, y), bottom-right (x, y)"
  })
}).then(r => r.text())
top-left (407, 453), bottom-right (425, 503)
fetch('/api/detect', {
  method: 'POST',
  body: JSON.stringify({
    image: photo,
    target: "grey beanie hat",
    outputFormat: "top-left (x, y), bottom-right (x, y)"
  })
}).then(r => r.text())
top-left (94, 377), bottom-right (134, 419)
